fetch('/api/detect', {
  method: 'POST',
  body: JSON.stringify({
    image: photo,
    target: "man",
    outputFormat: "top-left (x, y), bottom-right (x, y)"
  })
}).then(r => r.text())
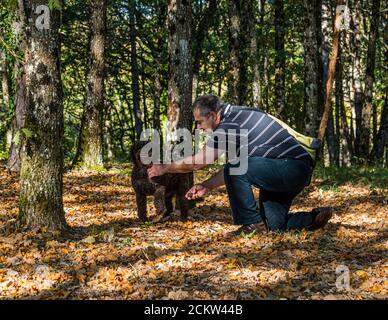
top-left (148, 95), bottom-right (332, 235)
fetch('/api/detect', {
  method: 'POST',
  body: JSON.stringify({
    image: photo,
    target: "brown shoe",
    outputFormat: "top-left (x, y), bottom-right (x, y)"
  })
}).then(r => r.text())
top-left (309, 207), bottom-right (333, 230)
top-left (232, 221), bottom-right (268, 237)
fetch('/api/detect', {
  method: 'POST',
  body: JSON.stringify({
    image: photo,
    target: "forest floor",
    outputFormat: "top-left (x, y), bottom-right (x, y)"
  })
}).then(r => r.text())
top-left (0, 164), bottom-right (387, 300)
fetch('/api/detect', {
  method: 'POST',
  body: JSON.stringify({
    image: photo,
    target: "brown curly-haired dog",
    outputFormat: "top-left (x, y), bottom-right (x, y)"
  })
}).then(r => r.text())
top-left (130, 141), bottom-right (189, 222)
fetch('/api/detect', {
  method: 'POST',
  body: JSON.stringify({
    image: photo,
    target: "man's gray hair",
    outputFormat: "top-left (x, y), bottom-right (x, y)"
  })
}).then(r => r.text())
top-left (192, 95), bottom-right (224, 117)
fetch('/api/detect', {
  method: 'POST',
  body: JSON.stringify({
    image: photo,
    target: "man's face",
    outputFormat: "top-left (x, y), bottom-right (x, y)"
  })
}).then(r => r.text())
top-left (194, 108), bottom-right (220, 134)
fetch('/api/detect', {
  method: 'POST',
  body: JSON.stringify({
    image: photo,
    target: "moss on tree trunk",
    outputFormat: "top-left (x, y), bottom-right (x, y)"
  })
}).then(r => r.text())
top-left (18, 0), bottom-right (67, 231)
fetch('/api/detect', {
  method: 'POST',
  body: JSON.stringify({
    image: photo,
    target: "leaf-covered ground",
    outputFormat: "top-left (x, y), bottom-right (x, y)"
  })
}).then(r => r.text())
top-left (0, 164), bottom-right (387, 300)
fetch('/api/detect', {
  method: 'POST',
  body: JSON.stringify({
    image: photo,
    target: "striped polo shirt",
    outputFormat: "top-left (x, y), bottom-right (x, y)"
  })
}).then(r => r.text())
top-left (206, 104), bottom-right (311, 161)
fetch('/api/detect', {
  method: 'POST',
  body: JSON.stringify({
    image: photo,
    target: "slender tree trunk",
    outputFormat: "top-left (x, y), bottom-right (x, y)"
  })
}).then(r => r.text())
top-left (264, 54), bottom-right (269, 112)
top-left (192, 0), bottom-right (217, 99)
top-left (74, 0), bottom-right (107, 168)
top-left (129, 0), bottom-right (143, 139)
top-left (318, 0), bottom-right (345, 141)
top-left (167, 0), bottom-right (193, 211)
top-left (19, 0), bottom-right (67, 231)
top-left (227, 0), bottom-right (250, 105)
top-left (153, 66), bottom-right (162, 133)
top-left (274, 0), bottom-right (286, 119)
top-left (304, 0), bottom-right (323, 137)
top-left (0, 51), bottom-right (10, 111)
top-left (0, 51), bottom-right (10, 151)
top-left (326, 37), bottom-right (340, 168)
top-left (360, 0), bottom-right (381, 162)
top-left (371, 87), bottom-right (387, 164)
top-left (7, 0), bottom-right (27, 173)
top-left (104, 117), bottom-right (114, 162)
top-left (140, 48), bottom-right (148, 130)
top-left (167, 0), bottom-right (193, 138)
top-left (250, 1), bottom-right (262, 108)
top-left (351, 0), bottom-right (364, 157)
top-left (152, 1), bottom-right (166, 133)
top-left (340, 80), bottom-right (354, 165)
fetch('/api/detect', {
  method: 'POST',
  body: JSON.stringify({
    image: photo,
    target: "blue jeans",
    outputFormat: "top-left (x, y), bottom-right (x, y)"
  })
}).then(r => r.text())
top-left (223, 156), bottom-right (313, 231)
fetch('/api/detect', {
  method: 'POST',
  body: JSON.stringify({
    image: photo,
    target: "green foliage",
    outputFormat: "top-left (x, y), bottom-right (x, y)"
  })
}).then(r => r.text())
top-left (13, 128), bottom-right (33, 146)
top-left (0, 149), bottom-right (8, 160)
top-left (314, 165), bottom-right (388, 190)
top-left (48, 0), bottom-right (62, 11)
top-left (0, 0), bottom-right (17, 12)
top-left (141, 220), bottom-right (153, 229)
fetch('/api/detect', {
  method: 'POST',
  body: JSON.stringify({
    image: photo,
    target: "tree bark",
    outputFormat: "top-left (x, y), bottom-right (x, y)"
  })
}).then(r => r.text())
top-left (227, 0), bottom-right (250, 105)
top-left (0, 51), bottom-right (10, 151)
top-left (129, 0), bottom-right (143, 139)
top-left (73, 0), bottom-right (107, 168)
top-left (351, 0), bottom-right (364, 157)
top-left (7, 0), bottom-right (28, 173)
top-left (167, 0), bottom-right (193, 137)
top-left (167, 0), bottom-right (193, 209)
top-left (371, 87), bottom-right (387, 164)
top-left (360, 0), bottom-right (381, 161)
top-left (250, 0), bottom-right (262, 108)
top-left (318, 0), bottom-right (345, 141)
top-left (274, 0), bottom-right (286, 119)
top-left (151, 1), bottom-right (167, 133)
top-left (303, 0), bottom-right (323, 137)
top-left (19, 0), bottom-right (67, 231)
top-left (192, 0), bottom-right (217, 99)
top-left (0, 51), bottom-right (10, 112)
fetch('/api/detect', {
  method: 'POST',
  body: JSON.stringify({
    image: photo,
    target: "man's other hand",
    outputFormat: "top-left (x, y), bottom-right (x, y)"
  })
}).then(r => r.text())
top-left (185, 184), bottom-right (210, 200)
top-left (147, 164), bottom-right (167, 178)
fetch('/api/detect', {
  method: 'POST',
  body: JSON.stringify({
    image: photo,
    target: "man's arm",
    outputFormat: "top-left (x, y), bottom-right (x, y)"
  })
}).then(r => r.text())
top-left (185, 169), bottom-right (225, 200)
top-left (202, 169), bottom-right (225, 190)
top-left (162, 146), bottom-right (223, 174)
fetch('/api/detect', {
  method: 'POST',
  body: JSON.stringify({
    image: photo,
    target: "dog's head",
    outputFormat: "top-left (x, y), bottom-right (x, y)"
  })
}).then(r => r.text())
top-left (130, 141), bottom-right (152, 169)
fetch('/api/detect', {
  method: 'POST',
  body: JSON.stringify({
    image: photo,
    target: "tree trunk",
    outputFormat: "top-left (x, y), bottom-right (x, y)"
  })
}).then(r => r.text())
top-left (7, 0), bottom-right (28, 173)
top-left (351, 0), bottom-right (364, 157)
top-left (0, 51), bottom-right (10, 112)
top-left (304, 0), bottom-right (323, 137)
top-left (371, 87), bottom-right (387, 164)
top-left (0, 51), bottom-right (11, 151)
top-left (360, 0), bottom-right (381, 162)
top-left (73, 0), bottom-right (107, 168)
top-left (227, 0), bottom-right (250, 105)
top-left (19, 0), bottom-right (67, 231)
top-left (250, 0), bottom-right (262, 108)
top-left (151, 1), bottom-right (166, 133)
top-left (167, 0), bottom-right (193, 209)
top-left (192, 0), bottom-right (217, 99)
top-left (274, 0), bottom-right (286, 119)
top-left (129, 0), bottom-right (143, 139)
top-left (264, 54), bottom-right (269, 112)
top-left (318, 0), bottom-right (345, 141)
top-left (140, 47), bottom-right (148, 130)
top-left (167, 0), bottom-right (193, 138)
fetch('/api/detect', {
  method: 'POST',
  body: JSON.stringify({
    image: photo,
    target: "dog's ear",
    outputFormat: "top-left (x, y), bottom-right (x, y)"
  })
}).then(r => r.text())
top-left (131, 142), bottom-right (141, 168)
top-left (131, 141), bottom-right (151, 168)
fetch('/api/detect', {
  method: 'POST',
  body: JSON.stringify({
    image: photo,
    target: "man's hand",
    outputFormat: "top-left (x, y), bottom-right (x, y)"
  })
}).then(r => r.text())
top-left (185, 184), bottom-right (210, 200)
top-left (147, 164), bottom-right (167, 178)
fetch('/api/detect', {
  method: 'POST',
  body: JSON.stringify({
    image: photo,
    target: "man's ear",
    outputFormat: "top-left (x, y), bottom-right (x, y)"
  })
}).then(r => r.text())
top-left (212, 111), bottom-right (221, 123)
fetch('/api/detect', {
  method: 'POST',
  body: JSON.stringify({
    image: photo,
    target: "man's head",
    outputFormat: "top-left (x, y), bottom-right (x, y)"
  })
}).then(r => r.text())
top-left (192, 95), bottom-right (223, 133)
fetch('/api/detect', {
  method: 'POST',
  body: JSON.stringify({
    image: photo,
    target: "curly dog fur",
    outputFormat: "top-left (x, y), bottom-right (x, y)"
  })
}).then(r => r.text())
top-left (131, 141), bottom-right (189, 222)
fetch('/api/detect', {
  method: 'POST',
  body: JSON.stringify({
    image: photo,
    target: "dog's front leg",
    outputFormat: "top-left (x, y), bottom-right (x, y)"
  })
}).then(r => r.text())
top-left (154, 186), bottom-right (168, 217)
top-left (135, 193), bottom-right (148, 221)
